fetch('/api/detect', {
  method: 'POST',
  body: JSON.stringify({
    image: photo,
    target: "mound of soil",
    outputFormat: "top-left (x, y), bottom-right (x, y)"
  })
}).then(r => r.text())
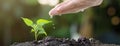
top-left (11, 36), bottom-right (119, 46)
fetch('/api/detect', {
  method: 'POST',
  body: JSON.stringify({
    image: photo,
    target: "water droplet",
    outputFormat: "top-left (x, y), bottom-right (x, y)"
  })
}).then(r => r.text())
top-left (53, 27), bottom-right (56, 29)
top-left (81, 9), bottom-right (85, 12)
top-left (50, 15), bottom-right (53, 18)
top-left (52, 24), bottom-right (55, 26)
top-left (59, 14), bottom-right (62, 16)
top-left (52, 24), bottom-right (55, 29)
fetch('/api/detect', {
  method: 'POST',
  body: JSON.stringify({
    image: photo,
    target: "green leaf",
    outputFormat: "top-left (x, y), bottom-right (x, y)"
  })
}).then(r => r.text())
top-left (37, 31), bottom-right (47, 36)
top-left (31, 29), bottom-right (35, 32)
top-left (37, 28), bottom-right (47, 36)
top-left (21, 17), bottom-right (33, 26)
top-left (44, 32), bottom-right (47, 36)
top-left (36, 19), bottom-right (51, 26)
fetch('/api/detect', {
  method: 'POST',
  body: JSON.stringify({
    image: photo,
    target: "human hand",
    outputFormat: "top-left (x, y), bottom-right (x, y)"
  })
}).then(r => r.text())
top-left (49, 0), bottom-right (103, 17)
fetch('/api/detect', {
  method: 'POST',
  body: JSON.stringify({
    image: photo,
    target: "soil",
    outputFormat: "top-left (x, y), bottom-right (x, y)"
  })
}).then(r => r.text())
top-left (11, 36), bottom-right (120, 46)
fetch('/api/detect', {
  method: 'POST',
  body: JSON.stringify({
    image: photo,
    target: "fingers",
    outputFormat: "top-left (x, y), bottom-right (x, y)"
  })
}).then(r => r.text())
top-left (49, 0), bottom-right (103, 16)
top-left (49, 0), bottom-right (73, 16)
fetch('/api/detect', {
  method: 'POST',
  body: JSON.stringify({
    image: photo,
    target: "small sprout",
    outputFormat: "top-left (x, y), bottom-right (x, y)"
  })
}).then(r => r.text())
top-left (21, 17), bottom-right (51, 40)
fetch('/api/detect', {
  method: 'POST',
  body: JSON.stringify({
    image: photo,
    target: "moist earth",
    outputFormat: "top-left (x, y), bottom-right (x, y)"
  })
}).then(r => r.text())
top-left (11, 36), bottom-right (120, 46)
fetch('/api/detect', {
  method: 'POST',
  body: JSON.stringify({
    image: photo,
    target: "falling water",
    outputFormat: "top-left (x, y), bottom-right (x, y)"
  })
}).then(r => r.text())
top-left (59, 14), bottom-right (62, 16)
top-left (52, 24), bottom-right (55, 29)
top-left (50, 15), bottom-right (53, 18)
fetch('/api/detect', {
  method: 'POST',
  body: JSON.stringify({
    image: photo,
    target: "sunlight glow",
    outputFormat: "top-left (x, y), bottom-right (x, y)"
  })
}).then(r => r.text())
top-left (48, 0), bottom-right (59, 6)
top-left (38, 0), bottom-right (48, 5)
top-left (38, 0), bottom-right (59, 6)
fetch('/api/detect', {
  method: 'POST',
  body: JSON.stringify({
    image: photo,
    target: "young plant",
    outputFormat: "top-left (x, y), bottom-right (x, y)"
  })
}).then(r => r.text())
top-left (21, 17), bottom-right (51, 40)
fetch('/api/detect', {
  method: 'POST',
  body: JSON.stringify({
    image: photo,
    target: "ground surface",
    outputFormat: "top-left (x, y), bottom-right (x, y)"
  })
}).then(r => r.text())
top-left (11, 36), bottom-right (120, 46)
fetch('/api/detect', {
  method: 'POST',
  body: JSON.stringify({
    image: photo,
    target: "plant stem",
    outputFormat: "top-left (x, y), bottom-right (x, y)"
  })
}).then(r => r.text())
top-left (35, 31), bottom-right (37, 41)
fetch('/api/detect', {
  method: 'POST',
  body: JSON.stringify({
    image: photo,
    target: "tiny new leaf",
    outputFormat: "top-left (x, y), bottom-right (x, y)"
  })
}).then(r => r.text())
top-left (31, 29), bottom-right (34, 32)
top-left (38, 27), bottom-right (47, 36)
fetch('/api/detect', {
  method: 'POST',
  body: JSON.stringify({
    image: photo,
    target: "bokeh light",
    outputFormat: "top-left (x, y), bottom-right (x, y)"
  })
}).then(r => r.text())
top-left (111, 16), bottom-right (120, 25)
top-left (38, 0), bottom-right (59, 6)
top-left (107, 7), bottom-right (116, 16)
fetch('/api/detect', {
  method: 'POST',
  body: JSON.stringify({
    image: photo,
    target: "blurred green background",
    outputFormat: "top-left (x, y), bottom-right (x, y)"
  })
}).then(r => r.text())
top-left (0, 0), bottom-right (120, 46)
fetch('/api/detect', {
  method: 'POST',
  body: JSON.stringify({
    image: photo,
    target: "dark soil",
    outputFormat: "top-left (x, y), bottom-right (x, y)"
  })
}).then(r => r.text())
top-left (11, 36), bottom-right (120, 46)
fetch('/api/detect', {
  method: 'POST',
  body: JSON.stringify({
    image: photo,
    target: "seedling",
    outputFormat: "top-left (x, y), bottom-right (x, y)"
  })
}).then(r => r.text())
top-left (21, 17), bottom-right (51, 40)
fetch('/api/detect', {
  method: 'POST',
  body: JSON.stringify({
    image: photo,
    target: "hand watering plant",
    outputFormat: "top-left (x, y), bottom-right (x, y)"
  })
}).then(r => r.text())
top-left (21, 17), bottom-right (51, 40)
